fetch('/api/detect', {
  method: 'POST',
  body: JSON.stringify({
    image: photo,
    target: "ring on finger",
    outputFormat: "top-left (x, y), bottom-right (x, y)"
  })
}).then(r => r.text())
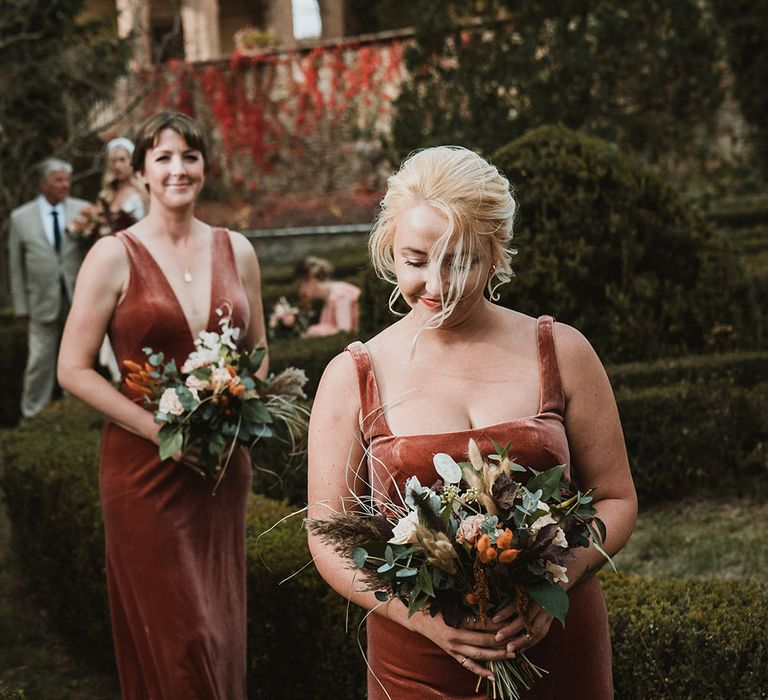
top-left (460, 656), bottom-right (469, 667)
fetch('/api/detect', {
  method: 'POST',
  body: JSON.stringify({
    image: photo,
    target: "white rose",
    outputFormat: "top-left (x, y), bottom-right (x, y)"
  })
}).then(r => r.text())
top-left (553, 527), bottom-right (568, 549)
top-left (530, 513), bottom-right (557, 537)
top-left (186, 374), bottom-right (210, 392)
top-left (210, 367), bottom-right (232, 394)
top-left (545, 561), bottom-right (569, 584)
top-left (181, 353), bottom-right (214, 374)
top-left (158, 388), bottom-right (184, 416)
top-left (388, 510), bottom-right (419, 545)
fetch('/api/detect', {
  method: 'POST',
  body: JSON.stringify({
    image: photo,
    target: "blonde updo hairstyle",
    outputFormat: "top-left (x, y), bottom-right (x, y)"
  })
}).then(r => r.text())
top-left (369, 146), bottom-right (516, 326)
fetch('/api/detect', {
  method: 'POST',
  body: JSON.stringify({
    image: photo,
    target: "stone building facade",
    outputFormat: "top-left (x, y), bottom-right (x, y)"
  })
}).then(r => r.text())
top-left (84, 0), bottom-right (346, 67)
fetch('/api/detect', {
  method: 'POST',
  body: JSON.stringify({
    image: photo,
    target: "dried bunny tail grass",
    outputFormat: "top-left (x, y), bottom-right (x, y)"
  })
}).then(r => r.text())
top-left (265, 394), bottom-right (310, 452)
top-left (304, 512), bottom-right (393, 557)
top-left (266, 366), bottom-right (308, 399)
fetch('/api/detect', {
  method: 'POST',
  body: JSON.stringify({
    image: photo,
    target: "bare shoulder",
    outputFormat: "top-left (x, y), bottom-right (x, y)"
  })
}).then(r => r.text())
top-left (552, 321), bottom-right (609, 392)
top-left (85, 234), bottom-right (129, 270)
top-left (73, 235), bottom-right (129, 300)
top-left (317, 349), bottom-right (359, 397)
top-left (226, 229), bottom-right (258, 260)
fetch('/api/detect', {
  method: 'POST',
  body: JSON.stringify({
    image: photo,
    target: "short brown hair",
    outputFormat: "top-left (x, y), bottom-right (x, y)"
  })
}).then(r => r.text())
top-left (131, 111), bottom-right (210, 174)
top-left (294, 256), bottom-right (334, 282)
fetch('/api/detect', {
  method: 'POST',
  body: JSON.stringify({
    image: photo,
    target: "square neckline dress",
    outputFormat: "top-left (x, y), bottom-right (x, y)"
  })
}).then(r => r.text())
top-left (99, 228), bottom-right (251, 699)
top-left (345, 316), bottom-right (613, 700)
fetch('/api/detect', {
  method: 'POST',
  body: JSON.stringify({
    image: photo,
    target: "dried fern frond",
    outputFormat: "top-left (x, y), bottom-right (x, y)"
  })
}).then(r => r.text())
top-left (305, 513), bottom-right (393, 557)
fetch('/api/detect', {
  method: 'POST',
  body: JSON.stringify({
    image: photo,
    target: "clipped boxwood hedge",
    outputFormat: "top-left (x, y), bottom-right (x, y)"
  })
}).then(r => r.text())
top-left (618, 379), bottom-right (768, 504)
top-left (0, 400), bottom-right (365, 698)
top-left (2, 401), bottom-right (768, 698)
top-left (709, 193), bottom-right (768, 228)
top-left (607, 350), bottom-right (768, 391)
top-left (489, 126), bottom-right (761, 363)
top-left (0, 321), bottom-right (27, 427)
top-left (269, 331), bottom-right (357, 397)
top-left (603, 573), bottom-right (768, 699)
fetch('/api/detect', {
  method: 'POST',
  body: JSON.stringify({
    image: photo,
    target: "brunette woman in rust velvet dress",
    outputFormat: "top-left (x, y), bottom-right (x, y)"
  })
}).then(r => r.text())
top-left (307, 146), bottom-right (637, 699)
top-left (58, 112), bottom-right (267, 699)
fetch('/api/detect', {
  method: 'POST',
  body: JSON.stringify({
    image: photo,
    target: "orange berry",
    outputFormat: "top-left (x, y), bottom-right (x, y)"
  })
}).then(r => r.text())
top-left (478, 546), bottom-right (497, 564)
top-left (476, 534), bottom-right (491, 553)
top-left (496, 528), bottom-right (514, 550)
top-left (465, 592), bottom-right (479, 605)
top-left (123, 360), bottom-right (143, 373)
top-left (498, 548), bottom-right (520, 565)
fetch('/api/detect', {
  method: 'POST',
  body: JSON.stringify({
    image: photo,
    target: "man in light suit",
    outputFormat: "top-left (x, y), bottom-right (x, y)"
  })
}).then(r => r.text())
top-left (8, 158), bottom-right (90, 419)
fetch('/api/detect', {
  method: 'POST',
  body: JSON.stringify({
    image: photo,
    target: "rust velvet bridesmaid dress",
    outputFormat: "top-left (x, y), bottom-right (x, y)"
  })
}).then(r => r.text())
top-left (99, 229), bottom-right (252, 699)
top-left (346, 315), bottom-right (613, 700)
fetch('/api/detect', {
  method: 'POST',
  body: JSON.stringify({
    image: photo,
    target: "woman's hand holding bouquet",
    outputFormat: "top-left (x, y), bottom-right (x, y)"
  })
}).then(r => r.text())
top-left (125, 306), bottom-right (308, 492)
top-left (306, 439), bottom-right (610, 699)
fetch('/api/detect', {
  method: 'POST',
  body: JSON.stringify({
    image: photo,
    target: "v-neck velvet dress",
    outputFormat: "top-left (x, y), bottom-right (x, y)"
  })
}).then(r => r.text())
top-left (99, 229), bottom-right (252, 699)
top-left (346, 316), bottom-right (613, 700)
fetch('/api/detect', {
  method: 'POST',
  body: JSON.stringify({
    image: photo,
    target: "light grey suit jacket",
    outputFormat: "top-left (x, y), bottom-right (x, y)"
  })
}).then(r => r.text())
top-left (8, 197), bottom-right (90, 323)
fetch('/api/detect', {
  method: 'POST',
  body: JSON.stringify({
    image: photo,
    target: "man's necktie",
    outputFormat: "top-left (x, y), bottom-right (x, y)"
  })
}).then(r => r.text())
top-left (51, 209), bottom-right (61, 253)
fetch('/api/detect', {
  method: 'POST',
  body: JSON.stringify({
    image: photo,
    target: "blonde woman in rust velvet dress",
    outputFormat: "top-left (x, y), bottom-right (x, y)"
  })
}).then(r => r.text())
top-left (58, 112), bottom-right (266, 699)
top-left (307, 146), bottom-right (637, 699)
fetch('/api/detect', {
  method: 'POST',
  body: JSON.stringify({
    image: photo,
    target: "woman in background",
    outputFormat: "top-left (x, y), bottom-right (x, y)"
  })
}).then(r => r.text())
top-left (97, 137), bottom-right (148, 379)
top-left (98, 136), bottom-right (148, 227)
top-left (295, 256), bottom-right (360, 336)
top-left (58, 112), bottom-right (266, 699)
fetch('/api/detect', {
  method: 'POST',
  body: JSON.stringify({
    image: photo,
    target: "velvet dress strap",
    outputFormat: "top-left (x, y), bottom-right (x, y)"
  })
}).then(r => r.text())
top-left (345, 341), bottom-right (387, 440)
top-left (536, 315), bottom-right (565, 415)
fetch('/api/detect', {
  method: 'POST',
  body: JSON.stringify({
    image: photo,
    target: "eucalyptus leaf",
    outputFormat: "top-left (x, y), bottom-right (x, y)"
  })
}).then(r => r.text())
top-left (374, 591), bottom-right (390, 602)
top-left (159, 430), bottom-right (183, 460)
top-left (351, 547), bottom-right (368, 569)
top-left (527, 581), bottom-right (569, 626)
top-left (385, 545), bottom-right (395, 566)
top-left (396, 567), bottom-right (418, 578)
top-left (526, 465), bottom-right (565, 500)
top-left (433, 453), bottom-right (462, 484)
top-left (242, 400), bottom-right (273, 424)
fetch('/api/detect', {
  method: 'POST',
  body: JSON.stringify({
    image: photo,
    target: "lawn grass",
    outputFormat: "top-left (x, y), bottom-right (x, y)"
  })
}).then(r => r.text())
top-left (614, 497), bottom-right (767, 581)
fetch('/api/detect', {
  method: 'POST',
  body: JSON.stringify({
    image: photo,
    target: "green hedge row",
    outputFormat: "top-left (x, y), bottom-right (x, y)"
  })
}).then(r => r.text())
top-left (607, 350), bottom-right (768, 391)
top-left (0, 321), bottom-right (357, 428)
top-left (0, 324), bottom-right (27, 427)
top-left (1, 401), bottom-right (767, 698)
top-left (603, 573), bottom-right (768, 699)
top-left (619, 380), bottom-right (768, 504)
top-left (0, 400), bottom-right (365, 699)
top-left (709, 193), bottom-right (768, 228)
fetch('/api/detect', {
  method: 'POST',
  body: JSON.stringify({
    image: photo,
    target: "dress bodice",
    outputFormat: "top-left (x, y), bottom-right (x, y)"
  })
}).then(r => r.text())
top-left (346, 315), bottom-right (571, 503)
top-left (110, 228), bottom-right (250, 395)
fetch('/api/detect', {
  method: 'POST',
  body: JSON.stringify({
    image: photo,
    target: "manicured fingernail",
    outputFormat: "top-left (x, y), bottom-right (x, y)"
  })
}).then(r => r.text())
top-left (492, 615), bottom-right (500, 623)
top-left (495, 632), bottom-right (504, 641)
top-left (489, 675), bottom-right (496, 683)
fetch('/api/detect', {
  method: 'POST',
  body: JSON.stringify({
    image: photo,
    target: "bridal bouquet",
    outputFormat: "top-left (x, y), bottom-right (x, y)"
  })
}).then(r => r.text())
top-left (124, 306), bottom-right (308, 491)
top-left (268, 296), bottom-right (311, 340)
top-left (66, 197), bottom-right (136, 242)
top-left (306, 440), bottom-right (609, 700)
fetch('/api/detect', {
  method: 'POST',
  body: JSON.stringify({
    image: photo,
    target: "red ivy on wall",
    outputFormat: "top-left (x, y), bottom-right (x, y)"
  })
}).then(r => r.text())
top-left (134, 40), bottom-right (406, 185)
